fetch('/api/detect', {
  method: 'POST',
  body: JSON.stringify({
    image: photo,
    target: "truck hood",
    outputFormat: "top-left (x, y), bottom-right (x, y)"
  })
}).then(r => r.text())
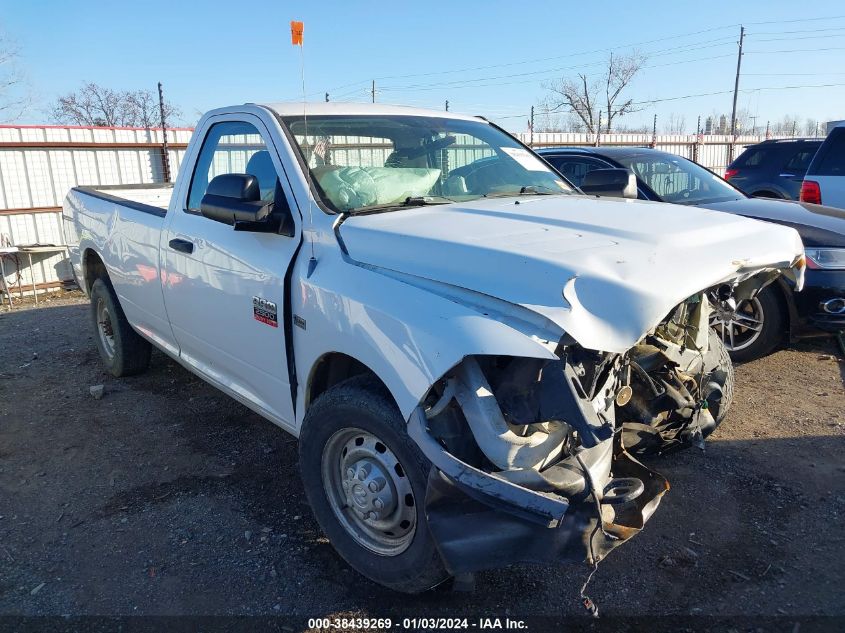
top-left (338, 195), bottom-right (804, 353)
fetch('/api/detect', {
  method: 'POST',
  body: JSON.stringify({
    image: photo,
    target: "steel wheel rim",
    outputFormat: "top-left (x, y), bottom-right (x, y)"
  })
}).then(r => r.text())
top-left (96, 298), bottom-right (116, 360)
top-left (320, 427), bottom-right (416, 556)
top-left (710, 296), bottom-right (764, 352)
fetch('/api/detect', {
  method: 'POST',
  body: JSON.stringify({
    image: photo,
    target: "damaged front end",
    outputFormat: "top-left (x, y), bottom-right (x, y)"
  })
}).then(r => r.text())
top-left (409, 288), bottom-right (741, 575)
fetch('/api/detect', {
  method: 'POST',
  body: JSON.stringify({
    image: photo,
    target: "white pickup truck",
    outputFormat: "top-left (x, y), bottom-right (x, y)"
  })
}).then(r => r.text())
top-left (63, 103), bottom-right (805, 593)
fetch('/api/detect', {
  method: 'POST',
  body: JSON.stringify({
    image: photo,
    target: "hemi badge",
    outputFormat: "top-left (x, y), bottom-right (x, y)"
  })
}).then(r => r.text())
top-left (293, 315), bottom-right (307, 330)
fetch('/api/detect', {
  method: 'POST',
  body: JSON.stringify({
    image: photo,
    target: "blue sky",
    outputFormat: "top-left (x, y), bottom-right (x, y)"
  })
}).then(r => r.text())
top-left (3, 0), bottom-right (845, 132)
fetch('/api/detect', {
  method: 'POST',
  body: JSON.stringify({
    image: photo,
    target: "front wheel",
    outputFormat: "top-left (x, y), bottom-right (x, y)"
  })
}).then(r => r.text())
top-left (298, 376), bottom-right (448, 593)
top-left (709, 284), bottom-right (785, 363)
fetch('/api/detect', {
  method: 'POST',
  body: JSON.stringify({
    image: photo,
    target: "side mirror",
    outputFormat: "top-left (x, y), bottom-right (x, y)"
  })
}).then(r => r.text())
top-left (580, 168), bottom-right (638, 199)
top-left (200, 174), bottom-right (293, 235)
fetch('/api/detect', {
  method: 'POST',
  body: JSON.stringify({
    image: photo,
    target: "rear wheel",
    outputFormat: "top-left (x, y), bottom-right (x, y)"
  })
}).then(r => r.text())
top-left (299, 376), bottom-right (448, 593)
top-left (709, 284), bottom-right (784, 362)
top-left (90, 277), bottom-right (151, 377)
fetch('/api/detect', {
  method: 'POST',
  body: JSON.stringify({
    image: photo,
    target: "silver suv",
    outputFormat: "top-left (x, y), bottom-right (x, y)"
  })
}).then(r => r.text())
top-left (801, 122), bottom-right (845, 209)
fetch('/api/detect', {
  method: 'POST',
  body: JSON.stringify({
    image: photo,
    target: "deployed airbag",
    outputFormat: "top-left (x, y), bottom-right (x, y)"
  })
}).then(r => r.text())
top-left (315, 166), bottom-right (440, 209)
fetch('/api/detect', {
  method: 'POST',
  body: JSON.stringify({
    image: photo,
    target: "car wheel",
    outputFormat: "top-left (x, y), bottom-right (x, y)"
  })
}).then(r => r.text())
top-left (299, 375), bottom-right (449, 593)
top-left (89, 277), bottom-right (151, 377)
top-left (709, 284), bottom-right (784, 362)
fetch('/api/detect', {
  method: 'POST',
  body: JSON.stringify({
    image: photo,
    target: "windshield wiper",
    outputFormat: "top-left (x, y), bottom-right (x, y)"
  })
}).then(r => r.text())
top-left (345, 195), bottom-right (455, 215)
top-left (484, 185), bottom-right (560, 199)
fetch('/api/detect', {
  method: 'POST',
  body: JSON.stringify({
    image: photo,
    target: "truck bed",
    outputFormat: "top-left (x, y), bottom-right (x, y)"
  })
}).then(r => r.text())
top-left (72, 183), bottom-right (174, 216)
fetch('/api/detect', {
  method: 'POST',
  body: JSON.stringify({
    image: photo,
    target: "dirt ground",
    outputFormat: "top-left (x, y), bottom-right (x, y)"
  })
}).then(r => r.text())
top-left (1, 291), bottom-right (844, 621)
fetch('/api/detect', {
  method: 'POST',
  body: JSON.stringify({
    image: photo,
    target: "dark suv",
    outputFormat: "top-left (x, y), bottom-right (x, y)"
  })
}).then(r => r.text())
top-left (725, 138), bottom-right (822, 200)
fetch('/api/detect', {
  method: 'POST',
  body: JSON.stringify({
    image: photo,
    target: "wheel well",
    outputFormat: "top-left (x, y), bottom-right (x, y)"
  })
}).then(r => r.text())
top-left (82, 249), bottom-right (108, 293)
top-left (766, 279), bottom-right (793, 334)
top-left (306, 353), bottom-right (388, 409)
top-left (751, 190), bottom-right (783, 199)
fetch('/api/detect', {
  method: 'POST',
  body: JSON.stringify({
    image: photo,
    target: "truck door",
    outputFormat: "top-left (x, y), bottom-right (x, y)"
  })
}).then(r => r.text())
top-left (161, 115), bottom-right (299, 429)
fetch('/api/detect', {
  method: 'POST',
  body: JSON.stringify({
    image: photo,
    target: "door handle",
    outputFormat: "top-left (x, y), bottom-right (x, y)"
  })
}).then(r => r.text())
top-left (169, 238), bottom-right (194, 254)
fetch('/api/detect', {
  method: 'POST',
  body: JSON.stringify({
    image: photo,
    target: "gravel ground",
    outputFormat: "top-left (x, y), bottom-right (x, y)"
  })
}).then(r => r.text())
top-left (0, 291), bottom-right (843, 621)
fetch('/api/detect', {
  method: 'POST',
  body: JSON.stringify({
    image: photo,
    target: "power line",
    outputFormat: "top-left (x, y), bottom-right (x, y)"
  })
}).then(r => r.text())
top-left (745, 45), bottom-right (845, 54)
top-left (378, 36), bottom-right (738, 92)
top-left (751, 25), bottom-right (845, 35)
top-left (743, 13), bottom-right (845, 26)
top-left (753, 32), bottom-right (845, 42)
top-left (319, 14), bottom-right (845, 94)
top-left (630, 81), bottom-right (845, 107)
top-left (374, 53), bottom-right (737, 94)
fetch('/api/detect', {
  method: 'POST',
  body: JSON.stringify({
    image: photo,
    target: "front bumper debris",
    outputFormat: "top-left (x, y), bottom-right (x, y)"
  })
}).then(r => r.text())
top-left (408, 408), bottom-right (668, 575)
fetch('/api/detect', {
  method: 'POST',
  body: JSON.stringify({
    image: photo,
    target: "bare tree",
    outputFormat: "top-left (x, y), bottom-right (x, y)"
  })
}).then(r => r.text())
top-left (0, 33), bottom-right (30, 121)
top-left (663, 113), bottom-right (687, 134)
top-left (50, 82), bottom-right (180, 127)
top-left (545, 51), bottom-right (646, 133)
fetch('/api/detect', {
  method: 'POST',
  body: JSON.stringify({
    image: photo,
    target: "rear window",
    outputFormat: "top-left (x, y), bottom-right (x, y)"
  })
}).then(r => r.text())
top-left (811, 129), bottom-right (845, 176)
top-left (733, 147), bottom-right (768, 168)
top-left (784, 148), bottom-right (818, 172)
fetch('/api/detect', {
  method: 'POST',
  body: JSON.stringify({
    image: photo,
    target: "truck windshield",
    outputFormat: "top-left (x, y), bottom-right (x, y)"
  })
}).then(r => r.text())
top-left (279, 114), bottom-right (573, 213)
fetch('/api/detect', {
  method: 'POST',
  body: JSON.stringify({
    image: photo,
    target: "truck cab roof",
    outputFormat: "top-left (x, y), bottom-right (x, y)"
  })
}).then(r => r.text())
top-left (258, 101), bottom-right (483, 121)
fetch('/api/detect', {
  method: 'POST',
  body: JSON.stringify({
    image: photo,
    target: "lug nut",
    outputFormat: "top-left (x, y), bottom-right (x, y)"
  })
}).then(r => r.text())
top-left (357, 464), bottom-right (371, 480)
top-left (346, 467), bottom-right (355, 479)
top-left (373, 499), bottom-right (384, 510)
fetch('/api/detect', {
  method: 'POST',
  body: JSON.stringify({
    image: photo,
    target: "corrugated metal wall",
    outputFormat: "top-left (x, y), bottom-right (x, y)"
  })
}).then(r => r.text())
top-left (0, 122), bottom-right (789, 300)
top-left (0, 125), bottom-right (193, 297)
top-left (518, 132), bottom-right (771, 176)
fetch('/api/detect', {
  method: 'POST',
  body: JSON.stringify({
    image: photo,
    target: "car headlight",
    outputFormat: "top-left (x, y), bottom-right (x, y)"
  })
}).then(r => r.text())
top-left (805, 247), bottom-right (845, 270)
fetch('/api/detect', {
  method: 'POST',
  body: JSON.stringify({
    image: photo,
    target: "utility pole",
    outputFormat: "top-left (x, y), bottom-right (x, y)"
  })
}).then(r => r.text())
top-left (325, 92), bottom-right (329, 102)
top-left (650, 114), bottom-right (658, 148)
top-left (445, 100), bottom-right (449, 112)
top-left (157, 82), bottom-right (171, 184)
top-left (729, 25), bottom-right (745, 159)
top-left (694, 115), bottom-right (702, 163)
top-left (371, 80), bottom-right (376, 103)
top-left (765, 120), bottom-right (771, 139)
top-left (529, 105), bottom-right (534, 147)
top-left (596, 111), bottom-right (602, 147)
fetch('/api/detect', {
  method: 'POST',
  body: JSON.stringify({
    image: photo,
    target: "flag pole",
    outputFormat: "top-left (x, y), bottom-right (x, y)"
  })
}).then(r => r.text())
top-left (291, 20), bottom-right (316, 271)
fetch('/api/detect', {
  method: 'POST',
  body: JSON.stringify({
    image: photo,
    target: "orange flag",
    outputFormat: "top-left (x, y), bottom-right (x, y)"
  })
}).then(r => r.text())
top-left (290, 21), bottom-right (303, 46)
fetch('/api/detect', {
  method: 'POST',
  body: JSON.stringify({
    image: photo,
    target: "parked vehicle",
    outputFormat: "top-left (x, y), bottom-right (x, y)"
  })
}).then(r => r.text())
top-left (63, 104), bottom-right (804, 593)
top-left (537, 147), bottom-right (843, 362)
top-left (801, 122), bottom-right (845, 210)
top-left (725, 139), bottom-right (823, 200)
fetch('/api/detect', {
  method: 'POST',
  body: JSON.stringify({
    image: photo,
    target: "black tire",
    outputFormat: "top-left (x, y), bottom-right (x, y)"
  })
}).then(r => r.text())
top-left (89, 277), bottom-right (151, 377)
top-left (704, 329), bottom-right (734, 434)
top-left (718, 285), bottom-right (785, 363)
top-left (299, 375), bottom-right (448, 593)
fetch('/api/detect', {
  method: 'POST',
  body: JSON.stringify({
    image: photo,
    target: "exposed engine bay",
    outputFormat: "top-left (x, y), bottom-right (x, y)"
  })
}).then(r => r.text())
top-left (409, 285), bottom-right (742, 575)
